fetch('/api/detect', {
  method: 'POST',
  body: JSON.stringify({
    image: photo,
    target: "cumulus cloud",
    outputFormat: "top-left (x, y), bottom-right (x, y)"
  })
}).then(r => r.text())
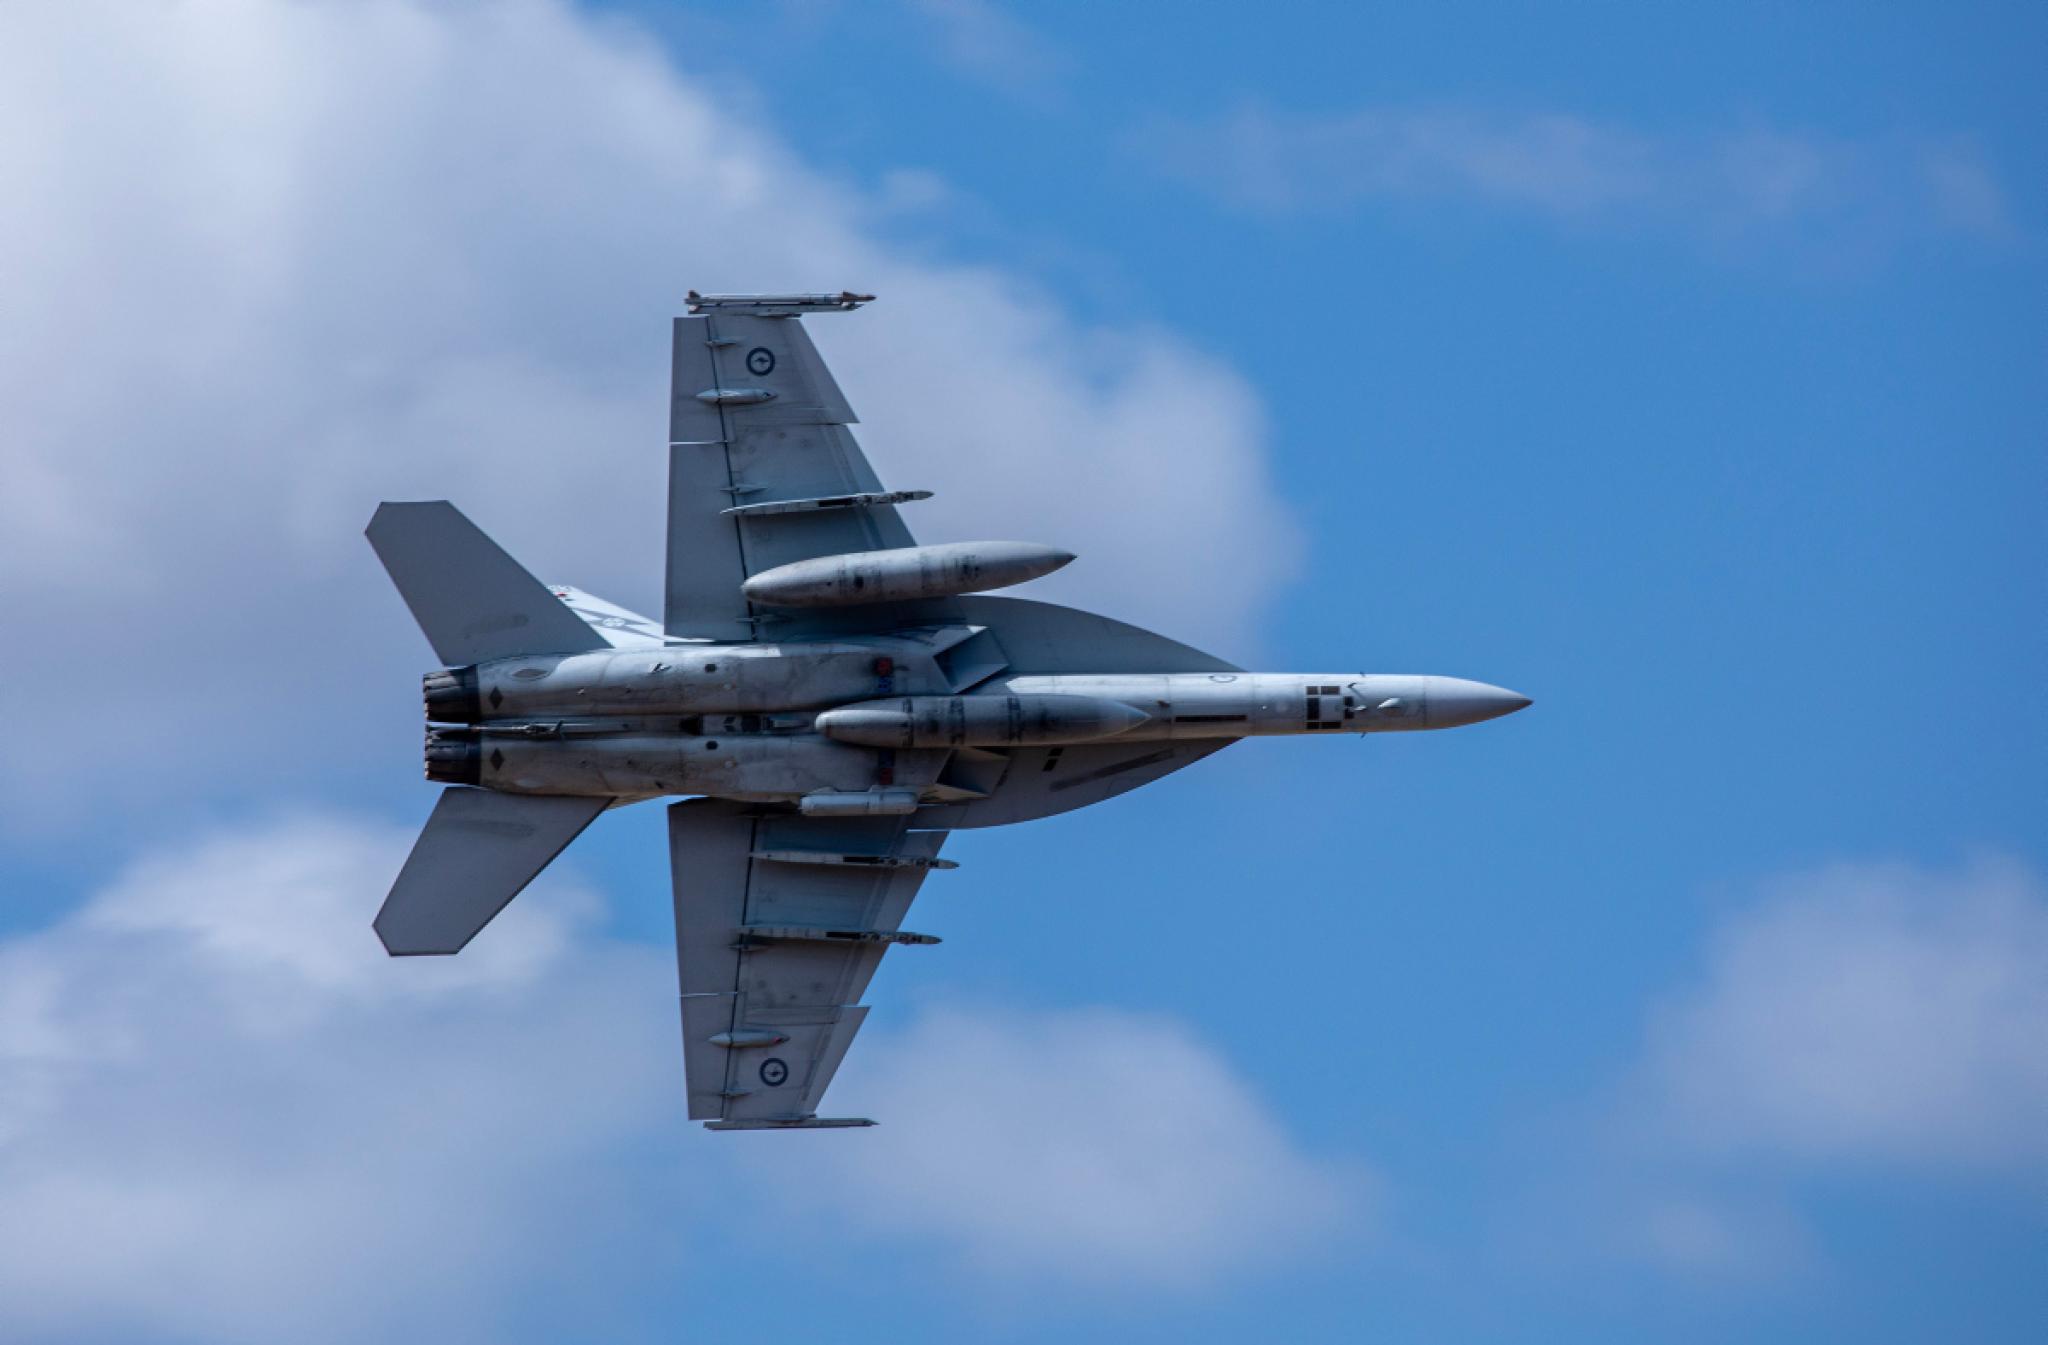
top-left (1522, 857), bottom-right (2048, 1281)
top-left (1130, 102), bottom-right (2013, 247)
top-left (0, 812), bottom-right (1357, 1340)
top-left (1628, 1190), bottom-right (1814, 1280)
top-left (1637, 857), bottom-right (2048, 1172)
top-left (0, 0), bottom-right (1297, 824)
top-left (905, 0), bottom-right (1071, 99)
top-left (0, 813), bottom-right (682, 1345)
top-left (741, 1004), bottom-right (1367, 1287)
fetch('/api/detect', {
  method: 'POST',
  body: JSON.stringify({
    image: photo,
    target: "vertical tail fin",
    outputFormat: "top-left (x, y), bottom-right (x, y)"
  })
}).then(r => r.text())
top-left (366, 501), bottom-right (611, 666)
top-left (375, 787), bottom-right (610, 955)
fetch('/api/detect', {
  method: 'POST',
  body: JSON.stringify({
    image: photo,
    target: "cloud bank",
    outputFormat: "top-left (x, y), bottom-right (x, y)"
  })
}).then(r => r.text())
top-left (0, 815), bottom-right (678, 1344)
top-left (1533, 857), bottom-right (2048, 1281)
top-left (0, 811), bottom-right (1361, 1342)
top-left (0, 0), bottom-right (1297, 824)
top-left (1639, 857), bottom-right (2048, 1173)
top-left (747, 1004), bottom-right (1365, 1287)
top-left (1132, 102), bottom-right (2012, 247)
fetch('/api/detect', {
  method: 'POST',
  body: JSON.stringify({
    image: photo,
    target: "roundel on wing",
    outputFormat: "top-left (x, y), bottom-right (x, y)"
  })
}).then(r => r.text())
top-left (745, 346), bottom-right (776, 376)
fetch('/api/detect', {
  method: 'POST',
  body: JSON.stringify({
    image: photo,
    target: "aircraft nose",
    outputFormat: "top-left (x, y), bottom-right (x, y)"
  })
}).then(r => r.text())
top-left (1425, 677), bottom-right (1533, 729)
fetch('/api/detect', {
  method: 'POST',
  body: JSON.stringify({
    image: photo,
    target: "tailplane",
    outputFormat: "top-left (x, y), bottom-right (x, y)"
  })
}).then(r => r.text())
top-left (375, 787), bottom-right (609, 955)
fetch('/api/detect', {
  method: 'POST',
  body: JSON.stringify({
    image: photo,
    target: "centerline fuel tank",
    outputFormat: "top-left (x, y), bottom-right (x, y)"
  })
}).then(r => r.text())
top-left (430, 728), bottom-right (879, 799)
top-left (813, 694), bottom-right (1150, 748)
top-left (427, 641), bottom-right (927, 723)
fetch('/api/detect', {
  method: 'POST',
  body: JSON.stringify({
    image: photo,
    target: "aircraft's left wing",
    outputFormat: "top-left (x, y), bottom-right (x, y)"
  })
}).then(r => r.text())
top-left (667, 797), bottom-right (951, 1129)
top-left (666, 293), bottom-right (926, 643)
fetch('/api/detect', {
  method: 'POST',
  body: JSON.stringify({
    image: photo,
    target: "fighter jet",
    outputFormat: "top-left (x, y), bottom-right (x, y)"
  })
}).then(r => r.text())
top-left (367, 291), bottom-right (1529, 1130)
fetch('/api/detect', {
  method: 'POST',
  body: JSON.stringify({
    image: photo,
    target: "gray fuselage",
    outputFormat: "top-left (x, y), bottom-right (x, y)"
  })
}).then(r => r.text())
top-left (422, 634), bottom-right (1527, 809)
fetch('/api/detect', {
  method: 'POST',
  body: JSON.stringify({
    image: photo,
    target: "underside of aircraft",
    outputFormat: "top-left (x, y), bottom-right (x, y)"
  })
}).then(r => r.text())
top-left (367, 291), bottom-right (1528, 1129)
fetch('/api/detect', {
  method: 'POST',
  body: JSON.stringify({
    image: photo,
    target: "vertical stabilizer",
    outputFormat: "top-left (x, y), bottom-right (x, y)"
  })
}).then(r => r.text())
top-left (367, 501), bottom-right (611, 666)
top-left (374, 787), bottom-right (610, 955)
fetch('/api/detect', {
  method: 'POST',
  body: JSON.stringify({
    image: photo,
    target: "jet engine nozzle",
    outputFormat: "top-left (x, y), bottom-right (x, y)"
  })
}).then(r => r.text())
top-left (424, 727), bottom-right (482, 785)
top-left (423, 666), bottom-right (482, 723)
top-left (815, 694), bottom-right (1149, 749)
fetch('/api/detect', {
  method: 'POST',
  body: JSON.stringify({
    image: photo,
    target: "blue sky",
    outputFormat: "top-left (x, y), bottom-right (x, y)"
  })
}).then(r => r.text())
top-left (0, 2), bottom-right (2042, 1342)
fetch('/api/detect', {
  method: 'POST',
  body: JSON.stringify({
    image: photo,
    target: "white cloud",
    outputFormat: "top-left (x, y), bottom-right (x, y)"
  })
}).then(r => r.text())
top-left (1917, 139), bottom-right (2017, 238)
top-left (0, 812), bottom-right (1357, 1340)
top-left (0, 0), bottom-right (1297, 823)
top-left (1131, 102), bottom-right (2013, 246)
top-left (1490, 858), bottom-right (2048, 1284)
top-left (0, 813), bottom-right (682, 1345)
top-left (1138, 105), bottom-right (1656, 217)
top-left (1631, 1191), bottom-right (1813, 1280)
top-left (1638, 857), bottom-right (2048, 1172)
top-left (741, 1004), bottom-right (1367, 1287)
top-left (905, 0), bottom-right (1070, 99)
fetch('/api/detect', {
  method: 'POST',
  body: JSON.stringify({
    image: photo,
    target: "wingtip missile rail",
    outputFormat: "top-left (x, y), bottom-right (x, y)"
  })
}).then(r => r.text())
top-left (685, 289), bottom-right (875, 315)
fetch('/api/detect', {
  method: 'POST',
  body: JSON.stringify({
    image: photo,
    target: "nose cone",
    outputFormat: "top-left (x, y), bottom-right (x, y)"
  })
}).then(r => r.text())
top-left (1424, 677), bottom-right (1533, 729)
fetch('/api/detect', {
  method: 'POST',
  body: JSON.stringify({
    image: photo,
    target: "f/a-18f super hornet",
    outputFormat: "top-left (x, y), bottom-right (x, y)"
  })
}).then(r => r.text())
top-left (368, 290), bottom-right (1529, 1130)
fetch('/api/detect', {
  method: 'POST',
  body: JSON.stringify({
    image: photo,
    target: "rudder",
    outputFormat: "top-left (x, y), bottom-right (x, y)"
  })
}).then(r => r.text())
top-left (375, 786), bottom-right (610, 955)
top-left (367, 501), bottom-right (611, 666)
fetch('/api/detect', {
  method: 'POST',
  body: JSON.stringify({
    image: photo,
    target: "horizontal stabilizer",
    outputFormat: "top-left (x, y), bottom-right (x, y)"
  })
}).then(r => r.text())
top-left (367, 501), bottom-right (611, 666)
top-left (375, 787), bottom-right (610, 956)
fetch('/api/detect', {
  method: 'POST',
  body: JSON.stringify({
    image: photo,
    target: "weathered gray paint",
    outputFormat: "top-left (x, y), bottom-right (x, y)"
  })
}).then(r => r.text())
top-left (373, 787), bottom-right (609, 955)
top-left (367, 502), bottom-right (610, 666)
top-left (668, 797), bottom-right (944, 1124)
top-left (369, 292), bottom-right (1530, 1129)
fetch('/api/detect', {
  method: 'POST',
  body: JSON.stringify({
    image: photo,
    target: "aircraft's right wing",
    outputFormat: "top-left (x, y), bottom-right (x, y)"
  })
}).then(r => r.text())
top-left (667, 797), bottom-right (951, 1129)
top-left (666, 293), bottom-right (926, 643)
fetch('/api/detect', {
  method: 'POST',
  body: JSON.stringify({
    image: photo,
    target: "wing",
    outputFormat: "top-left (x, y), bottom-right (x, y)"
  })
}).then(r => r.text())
top-left (667, 798), bottom-right (951, 1129)
top-left (665, 296), bottom-right (925, 641)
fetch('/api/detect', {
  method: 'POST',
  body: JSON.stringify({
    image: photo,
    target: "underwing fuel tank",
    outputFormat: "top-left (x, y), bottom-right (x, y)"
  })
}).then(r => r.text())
top-left (424, 727), bottom-right (879, 798)
top-left (423, 641), bottom-right (931, 724)
top-left (741, 541), bottom-right (1074, 608)
top-left (814, 694), bottom-right (1149, 748)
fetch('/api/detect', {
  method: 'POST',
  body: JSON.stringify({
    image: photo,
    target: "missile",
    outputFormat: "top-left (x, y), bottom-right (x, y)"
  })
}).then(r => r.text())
top-left (742, 541), bottom-right (1074, 608)
top-left (815, 694), bottom-right (1150, 749)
